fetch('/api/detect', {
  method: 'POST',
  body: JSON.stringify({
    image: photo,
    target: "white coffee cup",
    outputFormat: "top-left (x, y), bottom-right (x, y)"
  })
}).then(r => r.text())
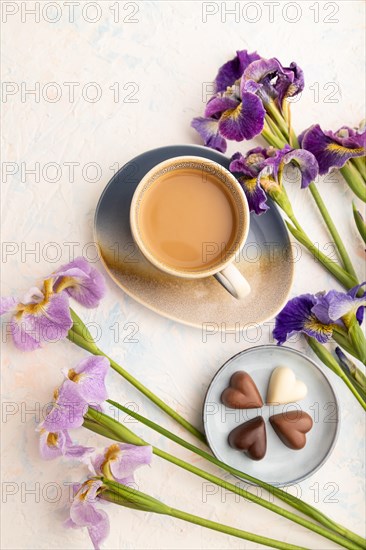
top-left (130, 156), bottom-right (251, 299)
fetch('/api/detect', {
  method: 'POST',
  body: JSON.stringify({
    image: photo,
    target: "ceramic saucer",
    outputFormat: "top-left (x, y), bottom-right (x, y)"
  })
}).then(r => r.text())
top-left (94, 145), bottom-right (294, 330)
top-left (203, 345), bottom-right (340, 486)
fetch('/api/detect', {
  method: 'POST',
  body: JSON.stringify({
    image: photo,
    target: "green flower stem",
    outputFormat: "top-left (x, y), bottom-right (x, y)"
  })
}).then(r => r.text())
top-left (352, 202), bottom-right (366, 243)
top-left (68, 328), bottom-right (206, 444)
top-left (346, 317), bottom-right (366, 364)
top-left (262, 122), bottom-right (285, 149)
top-left (102, 480), bottom-right (307, 550)
top-left (87, 408), bottom-right (359, 550)
top-left (334, 352), bottom-right (366, 402)
top-left (265, 114), bottom-right (288, 146)
top-left (106, 399), bottom-right (365, 549)
top-left (69, 308), bottom-right (95, 342)
top-left (306, 337), bottom-right (366, 411)
top-left (351, 157), bottom-right (366, 181)
top-left (289, 126), bottom-right (300, 149)
top-left (308, 182), bottom-right (358, 279)
top-left (341, 163), bottom-right (366, 202)
top-left (338, 369), bottom-right (366, 403)
top-left (266, 102), bottom-right (290, 141)
top-left (285, 221), bottom-right (359, 290)
top-left (263, 120), bottom-right (360, 282)
top-left (166, 507), bottom-right (307, 550)
top-left (151, 448), bottom-right (360, 550)
top-left (333, 326), bottom-right (363, 362)
top-left (70, 317), bottom-right (364, 547)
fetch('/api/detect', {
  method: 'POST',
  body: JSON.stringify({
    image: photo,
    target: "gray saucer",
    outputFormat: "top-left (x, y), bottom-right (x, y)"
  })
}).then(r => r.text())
top-left (94, 145), bottom-right (294, 330)
top-left (203, 345), bottom-right (340, 486)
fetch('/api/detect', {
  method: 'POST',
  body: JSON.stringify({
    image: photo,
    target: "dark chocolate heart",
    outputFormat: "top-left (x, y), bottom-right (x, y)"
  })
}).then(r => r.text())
top-left (221, 371), bottom-right (263, 409)
top-left (228, 416), bottom-right (267, 460)
top-left (269, 410), bottom-right (313, 450)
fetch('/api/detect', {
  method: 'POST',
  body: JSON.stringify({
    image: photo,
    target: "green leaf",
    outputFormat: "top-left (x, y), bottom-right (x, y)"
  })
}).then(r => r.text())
top-left (352, 202), bottom-right (366, 244)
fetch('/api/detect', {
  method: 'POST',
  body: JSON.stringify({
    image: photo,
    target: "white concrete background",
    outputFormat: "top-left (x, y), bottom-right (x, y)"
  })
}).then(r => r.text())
top-left (1, 1), bottom-right (365, 549)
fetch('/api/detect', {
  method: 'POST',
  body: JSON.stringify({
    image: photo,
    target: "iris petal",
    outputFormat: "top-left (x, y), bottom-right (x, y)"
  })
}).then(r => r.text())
top-left (274, 294), bottom-right (333, 344)
top-left (191, 117), bottom-right (227, 152)
top-left (301, 124), bottom-right (366, 174)
top-left (218, 91), bottom-right (265, 141)
top-left (214, 49), bottom-right (261, 93)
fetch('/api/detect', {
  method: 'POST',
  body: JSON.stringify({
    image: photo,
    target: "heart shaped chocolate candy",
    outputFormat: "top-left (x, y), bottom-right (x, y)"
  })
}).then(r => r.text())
top-left (266, 367), bottom-right (307, 405)
top-left (269, 410), bottom-right (313, 450)
top-left (221, 371), bottom-right (263, 409)
top-left (228, 416), bottom-right (267, 460)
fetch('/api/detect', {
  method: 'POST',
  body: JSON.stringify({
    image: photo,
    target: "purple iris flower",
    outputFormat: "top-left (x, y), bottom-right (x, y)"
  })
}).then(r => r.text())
top-left (229, 145), bottom-right (318, 215)
top-left (274, 283), bottom-right (365, 345)
top-left (65, 479), bottom-right (109, 550)
top-left (312, 283), bottom-right (366, 325)
top-left (39, 428), bottom-right (93, 460)
top-left (0, 280), bottom-right (73, 351)
top-left (229, 148), bottom-right (271, 214)
top-left (203, 85), bottom-right (265, 142)
top-left (277, 62), bottom-right (304, 107)
top-left (299, 124), bottom-right (366, 174)
top-left (52, 256), bottom-right (106, 308)
top-left (273, 294), bottom-right (335, 345)
top-left (63, 356), bottom-right (109, 405)
top-left (242, 57), bottom-right (284, 104)
top-left (190, 117), bottom-right (227, 152)
top-left (192, 50), bottom-right (304, 146)
top-left (242, 57), bottom-right (304, 111)
top-left (92, 443), bottom-right (153, 485)
top-left (214, 49), bottom-right (261, 93)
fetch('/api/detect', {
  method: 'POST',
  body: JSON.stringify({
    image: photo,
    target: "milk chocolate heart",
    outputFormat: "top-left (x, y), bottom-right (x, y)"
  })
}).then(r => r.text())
top-left (266, 367), bottom-right (307, 405)
top-left (269, 410), bottom-right (313, 450)
top-left (221, 371), bottom-right (263, 409)
top-left (228, 416), bottom-right (267, 460)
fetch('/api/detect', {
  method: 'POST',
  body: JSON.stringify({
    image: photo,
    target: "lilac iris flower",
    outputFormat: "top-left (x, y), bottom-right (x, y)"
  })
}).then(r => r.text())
top-left (192, 50), bottom-right (304, 145)
top-left (63, 356), bottom-right (110, 405)
top-left (65, 479), bottom-right (109, 550)
top-left (0, 280), bottom-right (73, 351)
top-left (92, 443), bottom-right (153, 485)
top-left (52, 256), bottom-right (106, 308)
top-left (299, 124), bottom-right (366, 174)
top-left (39, 428), bottom-right (93, 460)
top-left (274, 283), bottom-right (365, 345)
top-left (229, 145), bottom-right (318, 215)
top-left (41, 357), bottom-right (109, 432)
top-left (1, 257), bottom-right (106, 351)
top-left (42, 381), bottom-right (88, 432)
top-left (65, 444), bottom-right (152, 549)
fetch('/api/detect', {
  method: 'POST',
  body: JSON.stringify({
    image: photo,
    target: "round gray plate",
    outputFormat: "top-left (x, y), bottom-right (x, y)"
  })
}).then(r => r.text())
top-left (203, 345), bottom-right (339, 486)
top-left (94, 145), bottom-right (294, 330)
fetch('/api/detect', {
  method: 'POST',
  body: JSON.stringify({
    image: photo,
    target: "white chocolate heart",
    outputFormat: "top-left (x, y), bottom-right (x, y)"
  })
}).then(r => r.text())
top-left (266, 367), bottom-right (307, 405)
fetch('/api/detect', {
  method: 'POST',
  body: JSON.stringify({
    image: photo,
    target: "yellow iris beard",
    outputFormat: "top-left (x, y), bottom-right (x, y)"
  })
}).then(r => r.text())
top-left (303, 317), bottom-right (334, 338)
top-left (221, 102), bottom-right (242, 122)
top-left (327, 143), bottom-right (365, 156)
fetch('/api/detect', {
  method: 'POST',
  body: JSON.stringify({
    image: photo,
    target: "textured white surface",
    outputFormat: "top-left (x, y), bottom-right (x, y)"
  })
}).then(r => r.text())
top-left (1, 1), bottom-right (365, 549)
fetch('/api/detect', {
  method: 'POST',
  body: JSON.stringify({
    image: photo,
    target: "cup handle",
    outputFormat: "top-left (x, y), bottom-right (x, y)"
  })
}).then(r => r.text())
top-left (214, 263), bottom-right (251, 300)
